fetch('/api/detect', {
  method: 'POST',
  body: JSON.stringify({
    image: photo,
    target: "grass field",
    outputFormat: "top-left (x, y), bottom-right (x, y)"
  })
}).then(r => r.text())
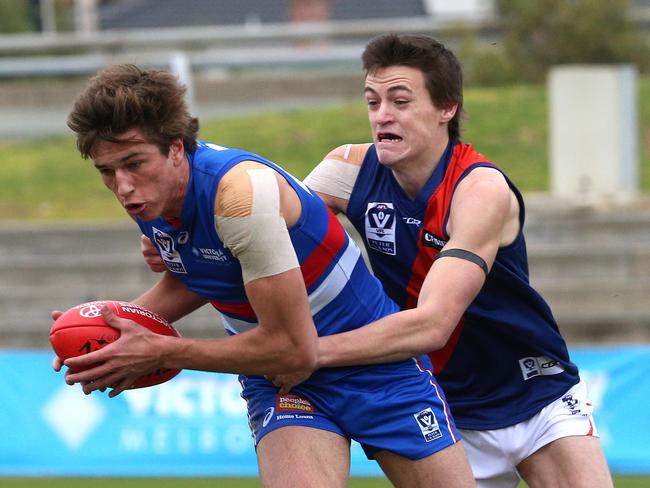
top-left (1, 79), bottom-right (649, 222)
top-left (1, 476), bottom-right (649, 487)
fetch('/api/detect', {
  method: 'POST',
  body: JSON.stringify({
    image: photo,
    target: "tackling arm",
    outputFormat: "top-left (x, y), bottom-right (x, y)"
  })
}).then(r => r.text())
top-left (316, 167), bottom-right (518, 366)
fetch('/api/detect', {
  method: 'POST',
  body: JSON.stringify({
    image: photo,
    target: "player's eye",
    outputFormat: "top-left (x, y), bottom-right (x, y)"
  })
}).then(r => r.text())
top-left (97, 167), bottom-right (114, 176)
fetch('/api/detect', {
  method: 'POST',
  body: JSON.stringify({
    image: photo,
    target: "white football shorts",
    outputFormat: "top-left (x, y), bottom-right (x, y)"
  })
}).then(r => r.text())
top-left (460, 378), bottom-right (599, 488)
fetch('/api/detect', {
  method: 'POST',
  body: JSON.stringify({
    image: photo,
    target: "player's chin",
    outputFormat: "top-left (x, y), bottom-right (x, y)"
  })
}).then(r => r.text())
top-left (375, 149), bottom-right (401, 168)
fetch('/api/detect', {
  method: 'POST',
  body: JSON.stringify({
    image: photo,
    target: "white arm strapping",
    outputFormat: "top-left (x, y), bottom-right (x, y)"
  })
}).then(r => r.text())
top-left (303, 158), bottom-right (360, 200)
top-left (215, 168), bottom-right (299, 284)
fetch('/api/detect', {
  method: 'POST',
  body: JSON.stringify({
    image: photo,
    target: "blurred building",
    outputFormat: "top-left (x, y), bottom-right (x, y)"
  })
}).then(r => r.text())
top-left (96, 0), bottom-right (493, 30)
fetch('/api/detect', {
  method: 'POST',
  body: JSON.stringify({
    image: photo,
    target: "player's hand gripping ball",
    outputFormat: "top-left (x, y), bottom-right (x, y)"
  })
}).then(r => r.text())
top-left (50, 300), bottom-right (181, 388)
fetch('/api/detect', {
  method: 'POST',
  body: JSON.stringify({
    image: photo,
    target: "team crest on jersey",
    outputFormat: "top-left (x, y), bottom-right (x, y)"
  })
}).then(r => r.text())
top-left (422, 230), bottom-right (446, 250)
top-left (152, 227), bottom-right (187, 274)
top-left (414, 407), bottom-right (443, 442)
top-left (365, 202), bottom-right (396, 255)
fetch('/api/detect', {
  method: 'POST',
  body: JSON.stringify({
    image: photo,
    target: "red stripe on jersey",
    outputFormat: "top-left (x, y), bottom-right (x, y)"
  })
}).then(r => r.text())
top-left (405, 143), bottom-right (493, 371)
top-left (210, 300), bottom-right (256, 319)
top-left (300, 208), bottom-right (347, 288)
top-left (405, 243), bottom-right (434, 309)
top-left (165, 216), bottom-right (184, 229)
top-left (429, 318), bottom-right (465, 374)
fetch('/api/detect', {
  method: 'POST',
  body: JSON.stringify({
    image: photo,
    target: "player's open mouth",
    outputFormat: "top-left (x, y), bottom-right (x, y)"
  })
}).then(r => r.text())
top-left (125, 203), bottom-right (146, 215)
top-left (377, 132), bottom-right (402, 142)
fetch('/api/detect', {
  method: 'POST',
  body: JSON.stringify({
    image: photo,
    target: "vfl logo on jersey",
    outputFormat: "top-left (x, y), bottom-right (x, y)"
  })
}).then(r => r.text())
top-left (414, 407), bottom-right (443, 442)
top-left (519, 355), bottom-right (566, 380)
top-left (422, 230), bottom-right (446, 250)
top-left (365, 202), bottom-right (396, 255)
top-left (152, 227), bottom-right (187, 274)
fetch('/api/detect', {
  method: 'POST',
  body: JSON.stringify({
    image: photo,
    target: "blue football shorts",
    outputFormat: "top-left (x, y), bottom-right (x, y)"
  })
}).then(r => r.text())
top-left (240, 358), bottom-right (461, 460)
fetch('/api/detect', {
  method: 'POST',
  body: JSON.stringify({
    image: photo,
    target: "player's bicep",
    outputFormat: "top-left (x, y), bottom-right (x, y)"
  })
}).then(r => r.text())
top-left (215, 163), bottom-right (299, 284)
top-left (445, 168), bottom-right (513, 269)
top-left (416, 169), bottom-right (513, 315)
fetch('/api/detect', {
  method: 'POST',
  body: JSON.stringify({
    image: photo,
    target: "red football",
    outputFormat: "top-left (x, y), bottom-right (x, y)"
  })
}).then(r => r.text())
top-left (50, 300), bottom-right (181, 389)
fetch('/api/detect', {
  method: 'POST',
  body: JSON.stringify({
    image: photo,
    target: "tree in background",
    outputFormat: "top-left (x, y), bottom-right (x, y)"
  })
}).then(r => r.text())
top-left (0, 0), bottom-right (39, 33)
top-left (497, 0), bottom-right (650, 82)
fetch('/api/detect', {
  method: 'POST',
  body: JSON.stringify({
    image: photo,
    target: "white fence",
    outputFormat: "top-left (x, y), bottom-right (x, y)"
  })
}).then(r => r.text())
top-left (0, 16), bottom-right (500, 78)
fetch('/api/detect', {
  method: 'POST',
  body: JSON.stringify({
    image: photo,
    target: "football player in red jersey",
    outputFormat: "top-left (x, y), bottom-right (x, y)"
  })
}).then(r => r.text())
top-left (255, 34), bottom-right (613, 488)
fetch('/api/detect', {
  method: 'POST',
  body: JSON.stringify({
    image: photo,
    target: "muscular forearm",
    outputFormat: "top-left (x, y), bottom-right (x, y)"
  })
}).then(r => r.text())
top-left (317, 306), bottom-right (453, 368)
top-left (318, 246), bottom-right (489, 368)
top-left (159, 323), bottom-right (315, 376)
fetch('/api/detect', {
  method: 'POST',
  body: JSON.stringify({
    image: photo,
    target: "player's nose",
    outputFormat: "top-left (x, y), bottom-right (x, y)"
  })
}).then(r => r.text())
top-left (115, 169), bottom-right (135, 197)
top-left (374, 102), bottom-right (395, 124)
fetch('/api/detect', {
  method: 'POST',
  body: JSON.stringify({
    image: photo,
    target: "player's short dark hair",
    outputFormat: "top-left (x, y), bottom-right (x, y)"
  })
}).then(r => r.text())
top-left (362, 34), bottom-right (463, 141)
top-left (67, 63), bottom-right (199, 158)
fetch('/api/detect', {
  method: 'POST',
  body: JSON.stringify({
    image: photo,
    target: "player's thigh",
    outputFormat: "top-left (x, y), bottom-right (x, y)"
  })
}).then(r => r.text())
top-left (517, 435), bottom-right (613, 488)
top-left (375, 441), bottom-right (475, 488)
top-left (256, 425), bottom-right (351, 488)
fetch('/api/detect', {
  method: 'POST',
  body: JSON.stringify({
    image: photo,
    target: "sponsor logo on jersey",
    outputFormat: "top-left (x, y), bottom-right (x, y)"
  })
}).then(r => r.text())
top-left (421, 231), bottom-right (447, 250)
top-left (191, 246), bottom-right (229, 264)
top-left (277, 394), bottom-right (315, 413)
top-left (177, 231), bottom-right (189, 245)
top-left (262, 407), bottom-right (275, 427)
top-left (365, 202), bottom-right (396, 255)
top-left (414, 407), bottom-right (443, 442)
top-left (519, 355), bottom-right (566, 380)
top-left (403, 217), bottom-right (422, 226)
top-left (153, 227), bottom-right (187, 274)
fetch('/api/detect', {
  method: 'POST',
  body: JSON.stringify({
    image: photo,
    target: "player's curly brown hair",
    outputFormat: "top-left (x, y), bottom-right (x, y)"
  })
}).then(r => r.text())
top-left (67, 64), bottom-right (199, 158)
top-left (362, 34), bottom-right (463, 142)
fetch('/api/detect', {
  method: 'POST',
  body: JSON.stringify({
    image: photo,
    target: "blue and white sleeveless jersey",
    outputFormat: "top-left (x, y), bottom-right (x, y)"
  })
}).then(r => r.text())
top-left (346, 141), bottom-right (580, 430)
top-left (137, 141), bottom-right (424, 384)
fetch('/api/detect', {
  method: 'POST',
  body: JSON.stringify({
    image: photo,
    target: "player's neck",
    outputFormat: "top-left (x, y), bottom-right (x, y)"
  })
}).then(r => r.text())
top-left (163, 155), bottom-right (191, 220)
top-left (392, 137), bottom-right (449, 199)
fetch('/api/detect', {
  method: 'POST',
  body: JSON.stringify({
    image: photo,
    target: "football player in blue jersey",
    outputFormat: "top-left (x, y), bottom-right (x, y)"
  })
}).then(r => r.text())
top-left (54, 63), bottom-right (475, 488)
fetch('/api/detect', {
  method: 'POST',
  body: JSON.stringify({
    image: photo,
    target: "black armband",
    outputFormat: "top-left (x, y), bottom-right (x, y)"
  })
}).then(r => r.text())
top-left (435, 248), bottom-right (489, 278)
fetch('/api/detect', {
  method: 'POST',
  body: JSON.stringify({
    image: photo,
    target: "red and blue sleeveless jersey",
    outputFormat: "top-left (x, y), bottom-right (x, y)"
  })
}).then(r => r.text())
top-left (346, 141), bottom-right (580, 429)
top-left (137, 141), bottom-right (417, 384)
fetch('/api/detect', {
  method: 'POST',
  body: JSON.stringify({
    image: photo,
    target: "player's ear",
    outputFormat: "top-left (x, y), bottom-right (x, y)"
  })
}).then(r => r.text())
top-left (169, 138), bottom-right (185, 166)
top-left (440, 103), bottom-right (458, 123)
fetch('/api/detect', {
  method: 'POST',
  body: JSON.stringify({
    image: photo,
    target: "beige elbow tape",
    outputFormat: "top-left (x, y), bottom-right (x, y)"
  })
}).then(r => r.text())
top-left (216, 168), bottom-right (299, 283)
